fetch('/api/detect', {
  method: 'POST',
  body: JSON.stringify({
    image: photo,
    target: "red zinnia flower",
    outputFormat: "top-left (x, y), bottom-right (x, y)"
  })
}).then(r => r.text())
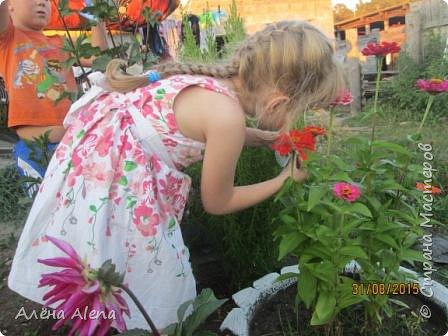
top-left (416, 182), bottom-right (442, 194)
top-left (271, 133), bottom-right (293, 156)
top-left (302, 126), bottom-right (326, 137)
top-left (271, 126), bottom-right (325, 160)
top-left (416, 78), bottom-right (448, 95)
top-left (330, 90), bottom-right (354, 107)
top-left (361, 41), bottom-right (401, 57)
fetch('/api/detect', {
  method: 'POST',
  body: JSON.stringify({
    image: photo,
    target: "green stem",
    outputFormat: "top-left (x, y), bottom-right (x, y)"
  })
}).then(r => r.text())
top-left (369, 57), bottom-right (383, 152)
top-left (120, 284), bottom-right (161, 336)
top-left (291, 151), bottom-right (297, 178)
top-left (52, 0), bottom-right (91, 88)
top-left (327, 108), bottom-right (334, 156)
top-left (417, 95), bottom-right (435, 135)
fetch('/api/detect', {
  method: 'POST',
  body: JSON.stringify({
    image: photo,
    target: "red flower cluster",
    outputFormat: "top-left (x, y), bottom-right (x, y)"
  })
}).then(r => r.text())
top-left (271, 126), bottom-right (326, 160)
top-left (416, 78), bottom-right (448, 95)
top-left (361, 41), bottom-right (401, 57)
top-left (416, 182), bottom-right (442, 195)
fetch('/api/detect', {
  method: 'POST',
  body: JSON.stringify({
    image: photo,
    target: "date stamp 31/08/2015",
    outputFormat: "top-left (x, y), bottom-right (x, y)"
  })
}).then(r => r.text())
top-left (352, 282), bottom-right (421, 296)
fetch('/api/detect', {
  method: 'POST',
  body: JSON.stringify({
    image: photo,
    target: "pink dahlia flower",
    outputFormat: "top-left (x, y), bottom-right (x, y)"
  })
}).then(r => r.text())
top-left (332, 182), bottom-right (361, 203)
top-left (38, 236), bottom-right (130, 336)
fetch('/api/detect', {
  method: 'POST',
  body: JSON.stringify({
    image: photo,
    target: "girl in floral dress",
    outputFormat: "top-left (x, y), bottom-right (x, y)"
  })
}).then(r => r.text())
top-left (8, 20), bottom-right (344, 330)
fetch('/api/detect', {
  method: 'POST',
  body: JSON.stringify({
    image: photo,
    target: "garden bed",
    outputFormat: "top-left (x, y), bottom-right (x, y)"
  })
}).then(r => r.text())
top-left (250, 284), bottom-right (447, 336)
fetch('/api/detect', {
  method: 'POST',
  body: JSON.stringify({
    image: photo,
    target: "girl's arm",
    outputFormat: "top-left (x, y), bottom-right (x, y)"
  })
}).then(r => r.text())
top-left (244, 127), bottom-right (278, 147)
top-left (200, 96), bottom-right (305, 215)
top-left (0, 1), bottom-right (9, 34)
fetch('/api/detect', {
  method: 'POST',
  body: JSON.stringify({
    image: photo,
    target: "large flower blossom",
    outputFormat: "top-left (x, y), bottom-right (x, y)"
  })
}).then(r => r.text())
top-left (361, 41), bottom-right (401, 57)
top-left (38, 236), bottom-right (130, 336)
top-left (333, 182), bottom-right (361, 203)
top-left (271, 126), bottom-right (325, 160)
top-left (416, 78), bottom-right (448, 95)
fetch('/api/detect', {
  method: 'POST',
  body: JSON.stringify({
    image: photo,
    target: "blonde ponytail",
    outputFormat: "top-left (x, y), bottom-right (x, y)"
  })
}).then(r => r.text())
top-left (105, 58), bottom-right (240, 93)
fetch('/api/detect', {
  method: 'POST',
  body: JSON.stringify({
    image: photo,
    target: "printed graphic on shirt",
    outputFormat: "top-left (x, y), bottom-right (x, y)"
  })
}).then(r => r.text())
top-left (13, 43), bottom-right (72, 102)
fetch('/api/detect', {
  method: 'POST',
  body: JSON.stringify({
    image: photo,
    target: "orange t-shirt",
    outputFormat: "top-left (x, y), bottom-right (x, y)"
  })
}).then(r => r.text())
top-left (0, 19), bottom-right (77, 128)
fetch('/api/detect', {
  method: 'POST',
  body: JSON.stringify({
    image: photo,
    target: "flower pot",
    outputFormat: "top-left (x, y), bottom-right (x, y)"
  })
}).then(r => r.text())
top-left (219, 264), bottom-right (448, 336)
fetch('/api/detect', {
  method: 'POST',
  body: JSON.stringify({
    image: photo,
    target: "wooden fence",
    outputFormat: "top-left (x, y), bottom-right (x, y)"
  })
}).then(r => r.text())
top-left (406, 0), bottom-right (448, 63)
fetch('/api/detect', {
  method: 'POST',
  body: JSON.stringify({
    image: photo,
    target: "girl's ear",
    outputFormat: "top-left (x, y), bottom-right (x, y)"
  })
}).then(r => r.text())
top-left (265, 91), bottom-right (290, 112)
top-left (260, 91), bottom-right (290, 130)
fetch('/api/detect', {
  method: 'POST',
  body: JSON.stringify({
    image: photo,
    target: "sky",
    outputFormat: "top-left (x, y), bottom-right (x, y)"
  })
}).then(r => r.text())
top-left (331, 0), bottom-right (360, 10)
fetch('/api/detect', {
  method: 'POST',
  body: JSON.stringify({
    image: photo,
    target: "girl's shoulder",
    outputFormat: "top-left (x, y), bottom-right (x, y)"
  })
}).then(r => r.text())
top-left (158, 74), bottom-right (238, 101)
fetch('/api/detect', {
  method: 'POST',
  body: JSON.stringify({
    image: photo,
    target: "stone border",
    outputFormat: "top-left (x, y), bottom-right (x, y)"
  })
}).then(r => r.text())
top-left (219, 263), bottom-right (448, 336)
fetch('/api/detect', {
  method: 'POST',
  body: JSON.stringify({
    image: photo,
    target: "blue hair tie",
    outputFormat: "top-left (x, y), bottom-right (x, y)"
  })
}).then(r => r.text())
top-left (147, 71), bottom-right (161, 83)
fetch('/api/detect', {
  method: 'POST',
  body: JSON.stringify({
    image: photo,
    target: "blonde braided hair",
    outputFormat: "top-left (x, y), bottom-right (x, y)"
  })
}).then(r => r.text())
top-left (106, 20), bottom-right (345, 131)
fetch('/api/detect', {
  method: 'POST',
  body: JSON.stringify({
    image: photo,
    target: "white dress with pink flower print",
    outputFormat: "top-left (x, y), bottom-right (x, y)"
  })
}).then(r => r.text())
top-left (8, 75), bottom-right (237, 330)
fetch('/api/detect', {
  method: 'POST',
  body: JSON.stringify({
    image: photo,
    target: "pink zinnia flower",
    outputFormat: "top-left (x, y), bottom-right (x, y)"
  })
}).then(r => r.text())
top-left (38, 236), bottom-right (130, 336)
top-left (416, 78), bottom-right (448, 95)
top-left (333, 182), bottom-right (361, 202)
top-left (361, 41), bottom-right (401, 57)
top-left (330, 90), bottom-right (354, 107)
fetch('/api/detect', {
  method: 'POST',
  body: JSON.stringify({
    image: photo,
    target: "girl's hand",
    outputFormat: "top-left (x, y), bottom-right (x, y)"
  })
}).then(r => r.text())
top-left (245, 128), bottom-right (279, 147)
top-left (278, 156), bottom-right (308, 183)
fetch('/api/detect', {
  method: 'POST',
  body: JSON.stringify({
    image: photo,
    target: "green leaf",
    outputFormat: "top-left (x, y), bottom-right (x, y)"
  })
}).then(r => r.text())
top-left (92, 54), bottom-right (113, 72)
top-left (305, 261), bottom-right (336, 283)
top-left (183, 289), bottom-right (227, 336)
top-left (275, 272), bottom-right (298, 283)
top-left (307, 185), bottom-right (325, 211)
top-left (401, 249), bottom-right (425, 263)
top-left (278, 233), bottom-right (306, 260)
top-left (338, 292), bottom-right (367, 310)
top-left (340, 245), bottom-right (368, 260)
top-left (280, 214), bottom-right (296, 226)
top-left (89, 205), bottom-right (97, 212)
top-left (377, 181), bottom-right (406, 191)
top-left (177, 299), bottom-right (193, 322)
top-left (328, 172), bottom-right (352, 182)
top-left (298, 269), bottom-right (317, 308)
top-left (372, 141), bottom-right (412, 156)
top-left (375, 234), bottom-right (399, 249)
top-left (346, 203), bottom-right (372, 218)
top-left (124, 161), bottom-right (138, 172)
top-left (311, 291), bottom-right (336, 325)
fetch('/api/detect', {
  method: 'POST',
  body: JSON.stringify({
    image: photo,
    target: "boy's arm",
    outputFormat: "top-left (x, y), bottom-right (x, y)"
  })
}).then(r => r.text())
top-left (79, 20), bottom-right (108, 67)
top-left (0, 1), bottom-right (10, 34)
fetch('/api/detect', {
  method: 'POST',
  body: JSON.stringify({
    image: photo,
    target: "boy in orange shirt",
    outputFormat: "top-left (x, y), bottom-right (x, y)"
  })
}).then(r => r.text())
top-left (0, 0), bottom-right (107, 194)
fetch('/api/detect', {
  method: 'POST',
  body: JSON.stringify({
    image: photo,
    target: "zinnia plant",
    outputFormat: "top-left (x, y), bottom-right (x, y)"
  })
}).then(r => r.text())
top-left (273, 122), bottom-right (425, 333)
top-left (361, 41), bottom-right (400, 149)
top-left (415, 78), bottom-right (448, 135)
top-left (327, 90), bottom-right (354, 155)
top-left (38, 236), bottom-right (160, 336)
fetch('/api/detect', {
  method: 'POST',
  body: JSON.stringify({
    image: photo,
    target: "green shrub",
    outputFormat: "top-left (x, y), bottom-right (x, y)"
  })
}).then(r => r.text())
top-left (0, 164), bottom-right (30, 223)
top-left (183, 147), bottom-right (283, 290)
top-left (384, 32), bottom-right (448, 120)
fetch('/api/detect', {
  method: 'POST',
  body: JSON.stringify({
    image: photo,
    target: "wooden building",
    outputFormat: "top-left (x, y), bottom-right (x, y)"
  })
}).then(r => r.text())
top-left (334, 2), bottom-right (410, 72)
